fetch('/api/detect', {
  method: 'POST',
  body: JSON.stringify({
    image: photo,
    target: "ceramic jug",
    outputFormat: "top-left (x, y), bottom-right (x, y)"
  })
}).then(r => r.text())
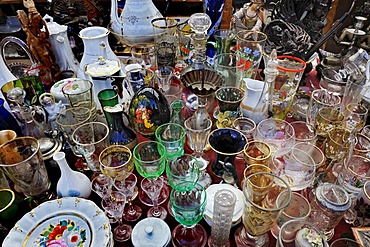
top-left (240, 78), bottom-right (268, 124)
top-left (43, 15), bottom-right (89, 80)
top-left (110, 0), bottom-right (163, 44)
top-left (53, 151), bottom-right (91, 198)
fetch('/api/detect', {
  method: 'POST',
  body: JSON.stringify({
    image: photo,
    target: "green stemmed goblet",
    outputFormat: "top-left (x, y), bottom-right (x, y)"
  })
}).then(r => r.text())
top-left (170, 181), bottom-right (207, 247)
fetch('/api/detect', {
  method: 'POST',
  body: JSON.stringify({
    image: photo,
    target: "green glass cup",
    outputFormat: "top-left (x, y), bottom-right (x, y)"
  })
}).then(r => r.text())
top-left (133, 141), bottom-right (167, 178)
top-left (0, 189), bottom-right (20, 220)
top-left (155, 123), bottom-right (186, 161)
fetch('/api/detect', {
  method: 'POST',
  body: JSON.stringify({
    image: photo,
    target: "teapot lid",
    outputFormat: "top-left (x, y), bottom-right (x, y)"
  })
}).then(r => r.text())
top-left (85, 57), bottom-right (121, 77)
top-left (43, 14), bottom-right (67, 35)
top-left (131, 218), bottom-right (170, 247)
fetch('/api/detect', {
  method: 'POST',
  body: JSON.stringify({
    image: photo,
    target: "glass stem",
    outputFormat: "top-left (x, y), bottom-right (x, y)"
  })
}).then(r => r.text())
top-left (127, 200), bottom-right (136, 215)
top-left (152, 198), bottom-right (161, 217)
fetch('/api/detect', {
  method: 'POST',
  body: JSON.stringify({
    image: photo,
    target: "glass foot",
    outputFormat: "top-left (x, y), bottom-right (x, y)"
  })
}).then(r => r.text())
top-left (123, 204), bottom-right (142, 222)
top-left (172, 224), bottom-right (207, 247)
top-left (234, 225), bottom-right (269, 247)
top-left (139, 183), bottom-right (170, 206)
top-left (113, 224), bottom-right (132, 242)
top-left (147, 206), bottom-right (167, 220)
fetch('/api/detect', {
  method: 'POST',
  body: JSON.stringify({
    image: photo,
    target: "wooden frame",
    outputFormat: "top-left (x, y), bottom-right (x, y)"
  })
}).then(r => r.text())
top-left (352, 227), bottom-right (370, 247)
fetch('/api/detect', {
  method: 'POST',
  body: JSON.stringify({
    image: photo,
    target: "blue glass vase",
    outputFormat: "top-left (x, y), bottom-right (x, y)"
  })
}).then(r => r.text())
top-left (0, 98), bottom-right (22, 137)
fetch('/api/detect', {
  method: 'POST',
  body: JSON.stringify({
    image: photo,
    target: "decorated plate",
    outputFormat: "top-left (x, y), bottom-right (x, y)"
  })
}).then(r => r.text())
top-left (3, 197), bottom-right (111, 247)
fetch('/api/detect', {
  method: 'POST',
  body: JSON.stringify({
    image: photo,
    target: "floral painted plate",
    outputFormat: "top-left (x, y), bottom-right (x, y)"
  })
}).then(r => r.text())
top-left (3, 197), bottom-right (111, 247)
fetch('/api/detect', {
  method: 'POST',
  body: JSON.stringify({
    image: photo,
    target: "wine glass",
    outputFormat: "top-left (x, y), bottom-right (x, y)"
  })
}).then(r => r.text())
top-left (90, 173), bottom-right (113, 198)
top-left (133, 140), bottom-right (169, 206)
top-left (342, 103), bottom-right (368, 132)
top-left (99, 145), bottom-right (134, 178)
top-left (155, 123), bottom-right (186, 161)
top-left (141, 176), bottom-right (167, 220)
top-left (156, 66), bottom-right (174, 92)
top-left (170, 181), bottom-right (207, 247)
top-left (101, 190), bottom-right (131, 242)
top-left (113, 172), bottom-right (142, 222)
top-left (234, 172), bottom-right (292, 247)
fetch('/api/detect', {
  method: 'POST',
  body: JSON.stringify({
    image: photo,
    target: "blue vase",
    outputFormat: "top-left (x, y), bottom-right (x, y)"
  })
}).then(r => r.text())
top-left (0, 98), bottom-right (22, 137)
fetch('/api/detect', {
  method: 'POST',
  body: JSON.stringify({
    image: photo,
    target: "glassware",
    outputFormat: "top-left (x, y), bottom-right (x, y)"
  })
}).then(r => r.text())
top-left (208, 128), bottom-right (247, 183)
top-left (101, 190), bottom-right (131, 242)
top-left (0, 137), bottom-right (50, 197)
top-left (213, 53), bottom-right (245, 88)
top-left (166, 154), bottom-right (200, 189)
top-left (319, 68), bottom-right (346, 96)
top-left (155, 123), bottom-right (186, 161)
top-left (294, 142), bottom-right (326, 175)
top-left (163, 83), bottom-right (183, 104)
top-left (0, 130), bottom-right (16, 145)
top-left (232, 117), bottom-right (256, 142)
top-left (361, 125), bottom-right (370, 138)
top-left (97, 89), bottom-right (119, 126)
top-left (324, 127), bottom-right (352, 161)
top-left (341, 73), bottom-right (370, 112)
top-left (141, 177), bottom-right (167, 220)
top-left (133, 141), bottom-right (169, 206)
top-left (353, 133), bottom-right (370, 159)
top-left (156, 66), bottom-right (174, 93)
top-left (170, 181), bottom-right (207, 247)
top-left (270, 192), bottom-right (311, 239)
top-left (290, 121), bottom-right (317, 145)
top-left (270, 147), bottom-right (316, 191)
top-left (170, 99), bottom-right (185, 126)
top-left (113, 172), bottom-right (142, 222)
top-left (0, 98), bottom-right (22, 137)
top-left (308, 183), bottom-right (351, 240)
top-left (315, 108), bottom-right (344, 142)
top-left (56, 107), bottom-right (92, 157)
top-left (269, 56), bottom-right (306, 119)
top-left (234, 172), bottom-right (292, 247)
top-left (255, 118), bottom-right (295, 154)
top-left (130, 44), bottom-right (157, 70)
top-left (243, 140), bottom-right (271, 167)
top-left (235, 30), bottom-right (267, 80)
top-left (126, 68), bottom-right (155, 93)
top-left (72, 121), bottom-right (110, 172)
top-left (214, 87), bottom-right (244, 128)
top-left (62, 79), bottom-right (97, 121)
top-left (208, 189), bottom-right (236, 247)
top-left (90, 173), bottom-right (113, 198)
top-left (99, 145), bottom-right (134, 179)
top-left (212, 29), bottom-right (236, 55)
top-left (330, 238), bottom-right (364, 247)
top-left (151, 17), bottom-right (178, 67)
top-left (342, 103), bottom-right (368, 132)
top-left (352, 180), bottom-right (370, 227)
top-left (176, 21), bottom-right (194, 66)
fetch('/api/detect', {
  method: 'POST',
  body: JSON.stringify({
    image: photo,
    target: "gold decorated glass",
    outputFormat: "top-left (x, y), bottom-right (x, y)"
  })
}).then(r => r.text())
top-left (99, 145), bottom-right (134, 178)
top-left (243, 140), bottom-right (272, 167)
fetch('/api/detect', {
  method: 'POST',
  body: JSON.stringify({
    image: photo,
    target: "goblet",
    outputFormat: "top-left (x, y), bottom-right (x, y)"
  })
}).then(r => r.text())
top-left (72, 121), bottom-right (110, 172)
top-left (342, 103), bottom-right (368, 132)
top-left (155, 123), bottom-right (186, 161)
top-left (315, 108), bottom-right (344, 142)
top-left (90, 173), bottom-right (113, 198)
top-left (255, 118), bottom-right (295, 154)
top-left (270, 147), bottom-right (316, 192)
top-left (170, 181), bottom-right (207, 247)
top-left (324, 127), bottom-right (352, 161)
top-left (141, 176), bottom-right (167, 220)
top-left (133, 141), bottom-right (169, 206)
top-left (290, 121), bottom-right (317, 145)
top-left (166, 154), bottom-right (200, 189)
top-left (130, 43), bottom-right (157, 70)
top-left (99, 145), bottom-right (134, 178)
top-left (113, 172), bottom-right (142, 222)
top-left (234, 172), bottom-right (292, 247)
top-left (156, 66), bottom-right (174, 92)
top-left (101, 190), bottom-right (131, 242)
top-left (214, 86), bottom-right (244, 128)
top-left (243, 140), bottom-right (272, 167)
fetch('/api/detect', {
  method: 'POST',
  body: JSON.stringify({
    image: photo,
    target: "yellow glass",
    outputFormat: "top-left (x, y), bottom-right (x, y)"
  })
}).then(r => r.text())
top-left (99, 145), bottom-right (134, 178)
top-left (315, 108), bottom-right (343, 141)
top-left (243, 141), bottom-right (272, 166)
top-left (324, 127), bottom-right (352, 161)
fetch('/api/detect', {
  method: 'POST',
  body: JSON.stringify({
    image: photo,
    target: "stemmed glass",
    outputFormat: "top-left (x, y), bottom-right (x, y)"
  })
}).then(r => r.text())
top-left (90, 173), bottom-right (113, 198)
top-left (156, 66), bottom-right (174, 92)
top-left (170, 181), bottom-right (207, 247)
top-left (141, 176), bottom-right (167, 220)
top-left (184, 117), bottom-right (212, 188)
top-left (101, 190), bottom-right (130, 242)
top-left (113, 172), bottom-right (142, 222)
top-left (133, 141), bottom-right (169, 208)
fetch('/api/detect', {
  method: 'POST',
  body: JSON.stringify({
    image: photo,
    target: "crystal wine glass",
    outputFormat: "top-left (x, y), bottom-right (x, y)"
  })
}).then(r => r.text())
top-left (170, 181), bottom-right (207, 247)
top-left (90, 173), bottom-right (113, 198)
top-left (141, 176), bottom-right (167, 220)
top-left (113, 172), bottom-right (142, 222)
top-left (156, 66), bottom-right (174, 92)
top-left (101, 190), bottom-right (131, 242)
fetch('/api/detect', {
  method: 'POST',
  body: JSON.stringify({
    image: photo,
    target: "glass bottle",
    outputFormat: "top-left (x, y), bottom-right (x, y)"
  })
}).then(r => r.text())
top-left (170, 99), bottom-right (184, 126)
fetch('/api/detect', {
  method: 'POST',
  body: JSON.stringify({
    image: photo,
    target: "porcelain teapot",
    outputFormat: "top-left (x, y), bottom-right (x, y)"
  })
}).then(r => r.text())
top-left (110, 0), bottom-right (163, 45)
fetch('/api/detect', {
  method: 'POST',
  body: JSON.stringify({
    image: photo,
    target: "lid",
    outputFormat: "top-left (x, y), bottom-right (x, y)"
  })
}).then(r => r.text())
top-left (85, 57), bottom-right (121, 77)
top-left (43, 14), bottom-right (67, 35)
top-left (315, 183), bottom-right (351, 212)
top-left (204, 184), bottom-right (244, 223)
top-left (39, 137), bottom-right (62, 160)
top-left (131, 218), bottom-right (170, 247)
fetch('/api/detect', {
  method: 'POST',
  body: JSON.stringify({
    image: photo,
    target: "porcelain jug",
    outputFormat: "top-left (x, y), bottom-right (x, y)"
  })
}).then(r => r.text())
top-left (43, 15), bottom-right (89, 80)
top-left (240, 78), bottom-right (268, 123)
top-left (110, 0), bottom-right (163, 45)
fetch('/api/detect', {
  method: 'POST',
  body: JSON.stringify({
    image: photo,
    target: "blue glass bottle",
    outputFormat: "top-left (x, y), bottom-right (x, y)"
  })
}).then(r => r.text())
top-left (0, 98), bottom-right (22, 137)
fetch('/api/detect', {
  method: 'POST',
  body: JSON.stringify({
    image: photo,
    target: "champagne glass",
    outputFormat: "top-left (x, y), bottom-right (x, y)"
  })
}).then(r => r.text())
top-left (133, 141), bottom-right (169, 206)
top-left (234, 172), bottom-right (292, 247)
top-left (141, 176), bottom-right (167, 220)
top-left (101, 190), bottom-right (131, 242)
top-left (113, 172), bottom-right (142, 222)
top-left (170, 181), bottom-right (207, 247)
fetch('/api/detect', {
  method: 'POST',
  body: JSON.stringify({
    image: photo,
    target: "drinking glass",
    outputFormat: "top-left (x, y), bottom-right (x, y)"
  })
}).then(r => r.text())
top-left (126, 68), bottom-right (155, 93)
top-left (290, 121), bottom-right (317, 145)
top-left (102, 190), bottom-right (131, 242)
top-left (90, 173), bottom-right (113, 198)
top-left (97, 89), bottom-right (119, 126)
top-left (352, 180), bottom-right (370, 227)
top-left (170, 181), bottom-right (207, 247)
top-left (324, 127), bottom-right (352, 161)
top-left (270, 147), bottom-right (316, 192)
top-left (113, 172), bottom-right (142, 222)
top-left (361, 125), bottom-right (370, 138)
top-left (315, 108), bottom-right (344, 141)
top-left (270, 192), bottom-right (311, 240)
top-left (342, 103), bottom-right (368, 132)
top-left (232, 117), bottom-right (256, 142)
top-left (133, 141), bottom-right (169, 206)
top-left (243, 140), bottom-right (272, 167)
top-left (242, 164), bottom-right (272, 188)
top-left (234, 172), bottom-right (292, 247)
top-left (213, 29), bottom-right (236, 55)
top-left (330, 238), bottom-right (363, 247)
top-left (306, 89), bottom-right (341, 127)
top-left (156, 66), bottom-right (174, 93)
top-left (130, 43), bottom-right (157, 70)
top-left (99, 145), bottom-right (134, 178)
top-left (72, 121), bottom-right (110, 172)
top-left (294, 142), bottom-right (326, 175)
top-left (166, 154), bottom-right (200, 189)
top-left (141, 176), bottom-right (167, 220)
top-left (0, 130), bottom-right (16, 145)
top-left (0, 137), bottom-right (50, 197)
top-left (319, 68), bottom-right (345, 96)
top-left (155, 123), bottom-right (186, 161)
top-left (353, 133), bottom-right (370, 159)
top-left (341, 73), bottom-right (370, 112)
top-left (255, 118), bottom-right (295, 154)
top-left (213, 53), bottom-right (245, 88)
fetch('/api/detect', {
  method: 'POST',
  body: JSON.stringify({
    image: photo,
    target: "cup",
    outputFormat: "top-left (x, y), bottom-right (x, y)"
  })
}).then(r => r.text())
top-left (0, 189), bottom-right (20, 220)
top-left (290, 121), bottom-right (317, 145)
top-left (155, 123), bottom-right (186, 161)
top-left (130, 43), bottom-right (157, 70)
top-left (97, 89), bottom-right (119, 126)
top-left (319, 68), bottom-right (346, 96)
top-left (156, 66), bottom-right (174, 93)
top-left (0, 130), bottom-right (16, 145)
top-left (0, 137), bottom-right (50, 197)
top-left (215, 87), bottom-right (244, 128)
top-left (99, 145), bottom-right (134, 179)
top-left (342, 103), bottom-right (368, 132)
top-left (126, 68), bottom-right (155, 93)
top-left (315, 108), bottom-right (344, 141)
top-left (352, 180), bottom-right (370, 227)
top-left (341, 73), bottom-right (370, 112)
top-left (213, 53), bottom-right (245, 88)
top-left (324, 127), bottom-right (352, 161)
top-left (177, 21), bottom-right (194, 65)
top-left (243, 140), bottom-right (271, 167)
top-left (213, 29), bottom-right (236, 55)
top-left (232, 117), bottom-right (256, 142)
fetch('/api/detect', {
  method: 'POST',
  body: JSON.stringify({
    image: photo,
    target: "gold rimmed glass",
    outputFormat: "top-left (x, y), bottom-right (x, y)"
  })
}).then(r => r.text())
top-left (342, 103), bottom-right (368, 132)
top-left (99, 145), bottom-right (134, 179)
top-left (243, 140), bottom-right (272, 167)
